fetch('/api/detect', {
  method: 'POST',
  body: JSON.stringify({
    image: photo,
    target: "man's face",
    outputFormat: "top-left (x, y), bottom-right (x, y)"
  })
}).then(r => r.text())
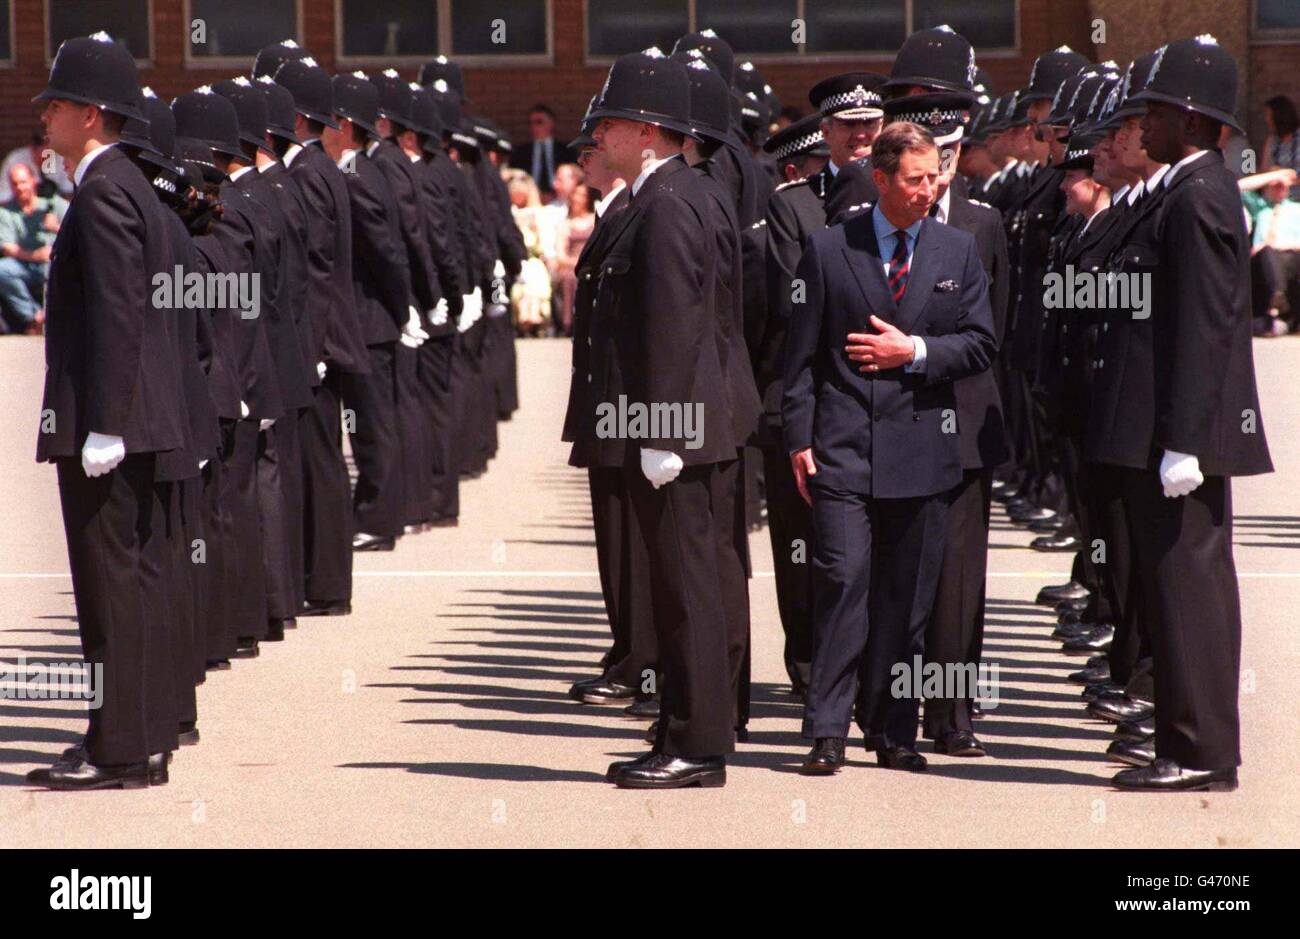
top-left (40, 99), bottom-right (95, 160)
top-left (1113, 116), bottom-right (1151, 171)
top-left (1091, 135), bottom-right (1118, 188)
top-left (1061, 168), bottom-right (1099, 215)
top-left (822, 115), bottom-right (881, 166)
top-left (1140, 101), bottom-right (1186, 165)
top-left (320, 118), bottom-right (349, 161)
top-left (529, 110), bottom-right (554, 141)
top-left (577, 145), bottom-right (613, 191)
top-left (553, 164), bottom-right (580, 198)
top-left (592, 117), bottom-right (649, 179)
top-left (1264, 180), bottom-right (1288, 205)
top-left (10, 164), bottom-right (35, 202)
top-left (875, 145), bottom-right (940, 226)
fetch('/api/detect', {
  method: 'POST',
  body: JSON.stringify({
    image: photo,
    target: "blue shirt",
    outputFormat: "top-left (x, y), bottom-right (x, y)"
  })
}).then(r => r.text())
top-left (870, 206), bottom-right (927, 371)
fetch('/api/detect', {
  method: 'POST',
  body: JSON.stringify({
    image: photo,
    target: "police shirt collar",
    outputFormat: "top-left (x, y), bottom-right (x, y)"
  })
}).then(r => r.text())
top-left (1165, 149), bottom-right (1209, 187)
top-left (73, 142), bottom-right (117, 188)
top-left (1145, 163), bottom-right (1170, 190)
top-left (631, 153), bottom-right (679, 197)
top-left (229, 165), bottom-right (255, 183)
top-left (337, 147), bottom-right (357, 170)
top-left (282, 142), bottom-right (304, 166)
top-left (366, 139), bottom-right (381, 158)
top-left (596, 180), bottom-right (626, 217)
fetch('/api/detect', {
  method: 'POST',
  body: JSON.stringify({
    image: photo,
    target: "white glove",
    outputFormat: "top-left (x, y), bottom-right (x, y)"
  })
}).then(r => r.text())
top-left (1159, 450), bottom-right (1204, 499)
top-left (429, 297), bottom-right (449, 327)
top-left (400, 305), bottom-right (427, 348)
top-left (198, 459), bottom-right (209, 470)
top-left (81, 432), bottom-right (125, 478)
top-left (458, 290), bottom-right (483, 333)
top-left (493, 259), bottom-right (506, 279)
top-left (640, 448), bottom-right (684, 489)
top-left (259, 418), bottom-right (276, 432)
top-left (317, 361), bottom-right (327, 380)
top-left (240, 400), bottom-right (250, 419)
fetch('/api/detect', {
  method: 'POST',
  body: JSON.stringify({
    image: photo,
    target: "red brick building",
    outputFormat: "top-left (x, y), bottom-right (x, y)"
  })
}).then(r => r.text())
top-left (0, 1), bottom-right (1295, 156)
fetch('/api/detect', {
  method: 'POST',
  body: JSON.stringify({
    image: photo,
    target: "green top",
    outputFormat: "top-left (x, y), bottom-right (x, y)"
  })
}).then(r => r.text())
top-left (0, 195), bottom-right (69, 252)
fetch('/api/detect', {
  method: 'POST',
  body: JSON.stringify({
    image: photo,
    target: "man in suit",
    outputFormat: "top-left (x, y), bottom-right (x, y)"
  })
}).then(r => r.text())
top-left (28, 33), bottom-right (187, 789)
top-left (1096, 37), bottom-right (1272, 791)
top-left (513, 104), bottom-right (574, 200)
top-left (580, 51), bottom-right (746, 788)
top-left (783, 122), bottom-right (997, 775)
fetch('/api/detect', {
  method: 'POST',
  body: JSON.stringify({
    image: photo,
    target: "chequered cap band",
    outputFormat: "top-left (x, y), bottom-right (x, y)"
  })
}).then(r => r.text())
top-left (819, 85), bottom-right (883, 116)
top-left (773, 130), bottom-right (825, 161)
top-left (892, 107), bottom-right (964, 127)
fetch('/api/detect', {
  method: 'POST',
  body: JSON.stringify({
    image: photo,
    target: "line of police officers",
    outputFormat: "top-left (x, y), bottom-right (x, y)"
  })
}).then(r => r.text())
top-left (27, 33), bottom-right (521, 790)
top-left (565, 26), bottom-right (1268, 791)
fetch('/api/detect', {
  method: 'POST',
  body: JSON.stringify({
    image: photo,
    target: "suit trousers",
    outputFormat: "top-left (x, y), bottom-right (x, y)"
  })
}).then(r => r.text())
top-left (715, 457), bottom-right (752, 730)
top-left (396, 343), bottom-right (434, 526)
top-left (626, 460), bottom-right (736, 758)
top-left (198, 456), bottom-right (234, 660)
top-left (258, 417), bottom-right (303, 621)
top-left (1121, 469), bottom-right (1241, 770)
top-left (300, 376), bottom-right (354, 605)
top-left (804, 486), bottom-right (949, 747)
top-left (761, 444), bottom-right (814, 691)
top-left (342, 342), bottom-right (405, 538)
top-left (419, 335), bottom-right (460, 521)
top-left (922, 468), bottom-right (993, 738)
top-left (163, 480), bottom-right (198, 726)
top-left (490, 311), bottom-right (518, 419)
top-left (56, 455), bottom-right (178, 764)
top-left (224, 419), bottom-right (267, 643)
top-left (179, 475), bottom-right (208, 682)
top-left (588, 466), bottom-right (656, 691)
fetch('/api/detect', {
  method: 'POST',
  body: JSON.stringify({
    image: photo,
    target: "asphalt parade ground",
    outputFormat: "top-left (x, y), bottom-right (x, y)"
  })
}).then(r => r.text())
top-left (1, 336), bottom-right (1296, 848)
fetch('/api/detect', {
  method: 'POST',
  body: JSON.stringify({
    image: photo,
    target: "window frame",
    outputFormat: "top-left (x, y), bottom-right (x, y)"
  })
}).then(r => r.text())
top-left (583, 0), bottom-right (1021, 65)
top-left (183, 0), bottom-right (304, 69)
top-left (335, 0), bottom-right (554, 68)
top-left (1250, 0), bottom-right (1300, 44)
top-left (45, 0), bottom-right (156, 67)
top-left (0, 0), bottom-right (15, 67)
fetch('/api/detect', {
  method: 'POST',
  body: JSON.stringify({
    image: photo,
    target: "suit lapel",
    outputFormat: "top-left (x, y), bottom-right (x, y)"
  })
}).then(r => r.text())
top-left (840, 206), bottom-right (897, 324)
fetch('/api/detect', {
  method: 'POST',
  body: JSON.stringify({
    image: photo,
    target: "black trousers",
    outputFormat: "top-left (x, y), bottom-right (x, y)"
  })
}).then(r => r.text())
top-left (56, 455), bottom-right (178, 764)
top-left (588, 466), bottom-right (656, 691)
top-left (626, 460), bottom-right (736, 758)
top-left (224, 419), bottom-right (267, 643)
top-left (419, 335), bottom-right (460, 521)
top-left (1121, 469), bottom-right (1241, 770)
top-left (342, 342), bottom-right (405, 538)
top-left (922, 468), bottom-right (992, 739)
top-left (300, 377), bottom-right (353, 605)
top-left (761, 444), bottom-right (814, 691)
top-left (804, 486), bottom-right (948, 747)
top-left (179, 475), bottom-right (208, 683)
top-left (198, 456), bottom-right (234, 661)
top-left (489, 311), bottom-right (518, 418)
top-left (715, 457), bottom-right (752, 730)
top-left (258, 416), bottom-right (303, 621)
top-left (396, 342), bottom-right (433, 527)
top-left (162, 480), bottom-right (198, 727)
top-left (1088, 461), bottom-right (1153, 700)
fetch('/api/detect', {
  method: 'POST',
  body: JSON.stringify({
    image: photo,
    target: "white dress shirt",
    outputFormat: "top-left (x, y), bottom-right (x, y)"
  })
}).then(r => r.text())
top-left (631, 154), bottom-right (680, 197)
top-left (72, 142), bottom-right (117, 188)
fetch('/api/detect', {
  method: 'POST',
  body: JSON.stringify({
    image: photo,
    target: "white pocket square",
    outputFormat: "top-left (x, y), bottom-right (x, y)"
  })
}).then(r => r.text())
top-left (936, 279), bottom-right (959, 292)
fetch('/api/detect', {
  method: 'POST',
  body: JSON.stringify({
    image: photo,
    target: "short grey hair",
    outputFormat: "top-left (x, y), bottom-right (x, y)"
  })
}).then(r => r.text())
top-left (870, 121), bottom-right (937, 176)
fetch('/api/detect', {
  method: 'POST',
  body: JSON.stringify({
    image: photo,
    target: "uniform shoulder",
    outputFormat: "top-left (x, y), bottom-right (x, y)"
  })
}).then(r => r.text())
top-left (774, 177), bottom-right (811, 193)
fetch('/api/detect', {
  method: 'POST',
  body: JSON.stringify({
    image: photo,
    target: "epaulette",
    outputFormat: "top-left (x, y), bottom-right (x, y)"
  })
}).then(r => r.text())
top-left (774, 177), bottom-right (810, 193)
top-left (969, 199), bottom-right (992, 209)
top-left (750, 218), bottom-right (766, 230)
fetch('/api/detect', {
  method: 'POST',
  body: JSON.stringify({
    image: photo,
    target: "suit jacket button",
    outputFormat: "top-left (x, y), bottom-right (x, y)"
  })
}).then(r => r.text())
top-left (1063, 356), bottom-right (1069, 365)
top-left (587, 373), bottom-right (592, 383)
top-left (1097, 359), bottom-right (1104, 368)
top-left (912, 414), bottom-right (920, 422)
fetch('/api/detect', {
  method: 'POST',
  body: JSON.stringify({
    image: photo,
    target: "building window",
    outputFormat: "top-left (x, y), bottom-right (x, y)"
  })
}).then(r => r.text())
top-left (338, 0), bottom-right (550, 63)
top-left (587, 0), bottom-right (1015, 60)
top-left (1253, 0), bottom-right (1300, 39)
top-left (0, 1), bottom-right (12, 63)
top-left (47, 0), bottom-right (152, 63)
top-left (187, 0), bottom-right (298, 61)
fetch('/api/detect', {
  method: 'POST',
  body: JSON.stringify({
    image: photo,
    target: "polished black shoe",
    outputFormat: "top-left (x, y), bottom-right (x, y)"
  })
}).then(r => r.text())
top-left (1032, 533), bottom-right (1081, 552)
top-left (623, 698), bottom-right (660, 720)
top-left (614, 752), bottom-right (726, 788)
top-left (645, 720), bottom-right (659, 743)
top-left (264, 619), bottom-right (286, 642)
top-left (26, 756), bottom-right (151, 791)
top-left (1112, 758), bottom-right (1238, 792)
top-left (301, 599), bottom-right (351, 617)
top-left (876, 746), bottom-right (928, 772)
top-left (402, 522), bottom-right (430, 535)
top-left (605, 750), bottom-right (657, 782)
top-left (1053, 618), bottom-right (1096, 640)
top-left (147, 752), bottom-right (170, 785)
top-left (178, 723), bottom-right (200, 747)
top-left (428, 515), bottom-right (459, 528)
top-left (1087, 694), bottom-right (1154, 723)
top-left (1003, 495), bottom-right (1034, 513)
top-left (934, 731), bottom-right (986, 757)
top-left (352, 532), bottom-right (396, 551)
top-left (1107, 735), bottom-right (1155, 767)
top-left (1086, 653), bottom-right (1109, 669)
top-left (970, 700), bottom-right (983, 718)
top-left (1037, 580), bottom-right (1090, 605)
top-left (800, 737), bottom-right (846, 775)
top-left (1057, 608), bottom-right (1086, 627)
top-left (572, 679), bottom-right (636, 705)
top-left (1009, 505), bottom-right (1056, 526)
top-left (1055, 596), bottom-right (1091, 614)
top-left (1026, 513), bottom-right (1067, 533)
top-left (1062, 623), bottom-right (1114, 655)
top-left (1114, 716), bottom-right (1156, 742)
top-left (1082, 681), bottom-right (1123, 702)
top-left (282, 617), bottom-right (298, 630)
top-left (205, 658), bottom-right (232, 671)
top-left (233, 637), bottom-right (260, 659)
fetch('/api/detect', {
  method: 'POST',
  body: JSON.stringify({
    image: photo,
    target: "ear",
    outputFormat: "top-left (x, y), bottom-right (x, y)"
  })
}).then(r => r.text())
top-left (872, 166), bottom-right (887, 191)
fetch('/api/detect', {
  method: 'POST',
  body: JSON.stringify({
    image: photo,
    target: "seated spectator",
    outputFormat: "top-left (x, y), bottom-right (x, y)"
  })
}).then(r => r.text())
top-left (1263, 95), bottom-right (1300, 200)
top-left (0, 163), bottom-right (67, 335)
top-left (1250, 177), bottom-right (1300, 336)
top-left (0, 129), bottom-right (74, 203)
top-left (552, 183), bottom-right (596, 337)
top-left (512, 104), bottom-right (576, 201)
top-left (506, 170), bottom-right (555, 337)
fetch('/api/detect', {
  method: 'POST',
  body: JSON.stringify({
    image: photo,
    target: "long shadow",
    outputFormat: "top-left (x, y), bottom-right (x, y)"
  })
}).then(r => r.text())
top-left (340, 760), bottom-right (604, 783)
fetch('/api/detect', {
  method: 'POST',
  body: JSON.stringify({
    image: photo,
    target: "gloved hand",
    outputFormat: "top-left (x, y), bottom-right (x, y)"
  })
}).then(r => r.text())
top-left (317, 361), bottom-right (327, 381)
top-left (199, 459), bottom-right (209, 471)
top-left (429, 297), bottom-right (449, 327)
top-left (240, 400), bottom-right (250, 419)
top-left (400, 305), bottom-right (427, 348)
top-left (1159, 450), bottom-right (1204, 498)
top-left (640, 448), bottom-right (684, 489)
top-left (81, 432), bottom-right (126, 478)
top-left (259, 418), bottom-right (276, 432)
top-left (458, 289), bottom-right (483, 333)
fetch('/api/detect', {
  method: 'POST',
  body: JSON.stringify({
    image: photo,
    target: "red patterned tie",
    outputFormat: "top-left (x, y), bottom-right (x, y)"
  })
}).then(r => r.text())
top-left (888, 231), bottom-right (909, 303)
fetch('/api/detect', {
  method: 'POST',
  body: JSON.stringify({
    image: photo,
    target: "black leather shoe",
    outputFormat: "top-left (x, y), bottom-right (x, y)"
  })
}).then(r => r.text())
top-left (571, 679), bottom-right (636, 705)
top-left (428, 516), bottom-right (459, 528)
top-left (605, 750), bottom-right (657, 782)
top-left (178, 723), bottom-right (200, 746)
top-left (876, 746), bottom-right (928, 772)
top-left (1107, 735), bottom-right (1155, 767)
top-left (282, 617), bottom-right (298, 630)
top-left (614, 753), bottom-right (726, 788)
top-left (352, 532), bottom-right (396, 551)
top-left (206, 658), bottom-right (232, 671)
top-left (645, 720), bottom-right (659, 743)
top-left (147, 752), bottom-right (170, 785)
top-left (26, 756), bottom-right (151, 790)
top-left (1087, 694), bottom-right (1154, 723)
top-left (301, 599), bottom-right (351, 617)
top-left (1112, 758), bottom-right (1238, 792)
top-left (934, 731), bottom-right (986, 756)
top-left (1087, 653), bottom-right (1109, 668)
top-left (1056, 597), bottom-right (1091, 614)
top-left (1082, 681), bottom-right (1122, 701)
top-left (1003, 496), bottom-right (1034, 513)
top-left (1032, 533), bottom-right (1081, 552)
top-left (1062, 623), bottom-right (1114, 655)
top-left (264, 619), bottom-right (286, 642)
top-left (1009, 505), bottom-right (1056, 526)
top-left (233, 637), bottom-right (260, 658)
top-left (403, 522), bottom-right (430, 535)
top-left (1058, 609), bottom-right (1085, 627)
top-left (800, 737), bottom-right (846, 775)
top-left (1037, 580), bottom-right (1090, 605)
top-left (623, 698), bottom-right (660, 720)
top-left (1027, 514), bottom-right (1067, 533)
top-left (1114, 716), bottom-right (1156, 742)
top-left (970, 700), bottom-right (983, 718)
top-left (1053, 619), bottom-right (1096, 640)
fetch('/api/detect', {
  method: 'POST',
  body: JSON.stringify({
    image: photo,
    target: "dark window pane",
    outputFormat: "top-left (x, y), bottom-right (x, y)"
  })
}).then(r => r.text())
top-left (452, 0), bottom-right (546, 55)
top-left (0, 1), bottom-right (11, 60)
top-left (48, 0), bottom-right (150, 60)
top-left (697, 0), bottom-right (798, 55)
top-left (1257, 0), bottom-right (1300, 30)
top-left (913, 0), bottom-right (1015, 49)
top-left (189, 0), bottom-right (297, 58)
top-left (341, 0), bottom-right (437, 57)
top-left (803, 0), bottom-right (906, 53)
top-left (588, 0), bottom-right (689, 57)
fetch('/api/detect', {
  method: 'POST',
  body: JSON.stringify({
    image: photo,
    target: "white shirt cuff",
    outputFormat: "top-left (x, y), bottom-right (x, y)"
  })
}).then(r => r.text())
top-left (904, 335), bottom-right (927, 373)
